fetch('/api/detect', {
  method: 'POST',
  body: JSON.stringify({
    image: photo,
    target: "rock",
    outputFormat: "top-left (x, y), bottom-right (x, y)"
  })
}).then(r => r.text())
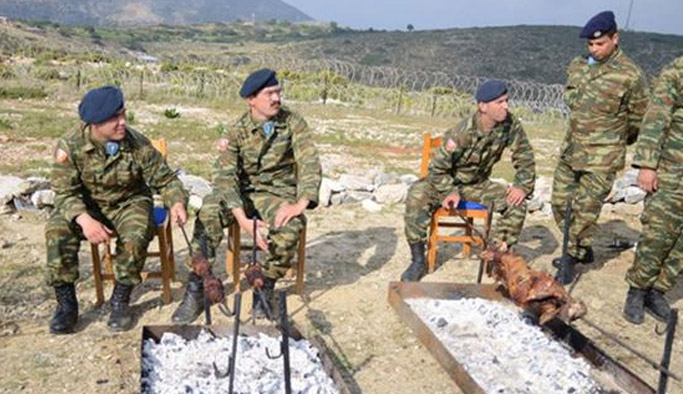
top-left (361, 199), bottom-right (382, 213)
top-left (30, 190), bottom-right (55, 208)
top-left (374, 183), bottom-right (408, 204)
top-left (621, 169), bottom-right (638, 186)
top-left (17, 177), bottom-right (50, 195)
top-left (0, 175), bottom-right (24, 205)
top-left (318, 178), bottom-right (343, 207)
top-left (339, 174), bottom-right (374, 192)
top-left (373, 173), bottom-right (400, 187)
top-left (0, 203), bottom-right (13, 215)
top-left (188, 195), bottom-right (203, 211)
top-left (624, 186), bottom-right (646, 204)
top-left (179, 174), bottom-right (212, 198)
top-left (400, 174), bottom-right (419, 186)
top-left (343, 191), bottom-right (374, 204)
top-left (330, 192), bottom-right (346, 206)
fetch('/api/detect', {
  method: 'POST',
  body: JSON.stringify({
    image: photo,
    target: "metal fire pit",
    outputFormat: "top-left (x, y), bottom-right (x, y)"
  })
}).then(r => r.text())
top-left (141, 323), bottom-right (352, 394)
top-left (387, 281), bottom-right (656, 394)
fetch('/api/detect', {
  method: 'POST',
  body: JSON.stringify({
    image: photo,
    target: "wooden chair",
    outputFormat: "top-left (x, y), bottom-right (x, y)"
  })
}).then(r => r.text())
top-left (225, 220), bottom-right (306, 295)
top-left (90, 138), bottom-right (176, 306)
top-left (420, 132), bottom-right (491, 274)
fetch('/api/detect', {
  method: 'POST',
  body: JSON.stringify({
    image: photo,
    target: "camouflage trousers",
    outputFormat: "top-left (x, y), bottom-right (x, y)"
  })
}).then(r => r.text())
top-left (626, 168), bottom-right (683, 292)
top-left (45, 197), bottom-right (156, 287)
top-left (551, 160), bottom-right (615, 260)
top-left (404, 179), bottom-right (527, 246)
top-left (191, 190), bottom-right (305, 279)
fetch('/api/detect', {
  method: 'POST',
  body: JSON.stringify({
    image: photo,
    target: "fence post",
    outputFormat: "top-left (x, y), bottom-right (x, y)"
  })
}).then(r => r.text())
top-left (321, 71), bottom-right (329, 105)
top-left (396, 86), bottom-right (404, 115)
top-left (138, 70), bottom-right (144, 99)
top-left (431, 93), bottom-right (438, 117)
top-left (76, 69), bottom-right (81, 89)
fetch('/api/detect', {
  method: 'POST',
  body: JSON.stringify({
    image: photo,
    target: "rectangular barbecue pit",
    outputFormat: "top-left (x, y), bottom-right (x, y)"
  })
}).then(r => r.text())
top-left (141, 323), bottom-right (351, 394)
top-left (388, 281), bottom-right (656, 394)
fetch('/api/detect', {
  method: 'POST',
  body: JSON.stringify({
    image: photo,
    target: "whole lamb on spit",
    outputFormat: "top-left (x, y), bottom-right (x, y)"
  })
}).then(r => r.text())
top-left (482, 246), bottom-right (587, 324)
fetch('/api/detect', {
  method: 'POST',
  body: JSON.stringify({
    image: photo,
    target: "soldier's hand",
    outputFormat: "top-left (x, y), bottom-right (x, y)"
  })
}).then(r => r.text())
top-left (240, 218), bottom-right (269, 251)
top-left (637, 168), bottom-right (658, 193)
top-left (506, 186), bottom-right (526, 206)
top-left (170, 202), bottom-right (187, 226)
top-left (76, 213), bottom-right (113, 244)
top-left (441, 193), bottom-right (460, 210)
top-left (274, 200), bottom-right (307, 228)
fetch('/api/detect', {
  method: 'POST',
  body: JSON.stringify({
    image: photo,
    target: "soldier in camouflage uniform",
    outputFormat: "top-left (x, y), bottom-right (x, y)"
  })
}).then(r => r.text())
top-left (401, 80), bottom-right (536, 282)
top-left (551, 11), bottom-right (648, 285)
top-left (623, 56), bottom-right (683, 325)
top-left (172, 69), bottom-right (321, 323)
top-left (46, 86), bottom-right (188, 334)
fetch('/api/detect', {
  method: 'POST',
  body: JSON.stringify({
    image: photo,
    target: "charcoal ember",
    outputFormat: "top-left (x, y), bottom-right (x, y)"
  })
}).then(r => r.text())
top-left (408, 298), bottom-right (602, 394)
top-left (142, 330), bottom-right (339, 393)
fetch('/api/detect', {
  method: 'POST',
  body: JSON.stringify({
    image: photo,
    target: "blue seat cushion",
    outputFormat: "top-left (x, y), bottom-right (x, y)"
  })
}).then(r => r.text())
top-left (153, 207), bottom-right (168, 227)
top-left (456, 200), bottom-right (487, 210)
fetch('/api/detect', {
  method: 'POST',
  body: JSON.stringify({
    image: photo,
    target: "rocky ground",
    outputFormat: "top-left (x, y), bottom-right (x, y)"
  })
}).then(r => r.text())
top-left (0, 97), bottom-right (681, 393)
top-left (0, 199), bottom-right (682, 394)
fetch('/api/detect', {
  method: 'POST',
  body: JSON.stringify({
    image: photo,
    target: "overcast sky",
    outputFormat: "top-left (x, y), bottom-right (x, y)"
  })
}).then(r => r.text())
top-left (285, 0), bottom-right (683, 36)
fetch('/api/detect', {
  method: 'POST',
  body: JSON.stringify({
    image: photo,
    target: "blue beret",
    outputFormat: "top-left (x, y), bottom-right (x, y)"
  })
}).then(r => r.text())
top-left (239, 68), bottom-right (279, 98)
top-left (78, 86), bottom-right (124, 124)
top-left (580, 11), bottom-right (616, 39)
top-left (475, 79), bottom-right (508, 103)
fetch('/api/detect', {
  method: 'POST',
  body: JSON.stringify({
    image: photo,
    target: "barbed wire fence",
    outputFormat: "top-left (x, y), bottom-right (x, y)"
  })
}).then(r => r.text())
top-left (1, 52), bottom-right (568, 124)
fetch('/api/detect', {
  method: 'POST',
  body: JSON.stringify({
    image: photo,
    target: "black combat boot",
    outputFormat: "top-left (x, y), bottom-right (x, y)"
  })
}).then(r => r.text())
top-left (623, 287), bottom-right (646, 325)
top-left (172, 273), bottom-right (204, 324)
top-left (554, 254), bottom-right (577, 285)
top-left (645, 288), bottom-right (671, 322)
top-left (552, 247), bottom-right (593, 268)
top-left (400, 243), bottom-right (426, 282)
top-left (107, 282), bottom-right (134, 332)
top-left (253, 277), bottom-right (276, 320)
top-left (49, 283), bottom-right (79, 334)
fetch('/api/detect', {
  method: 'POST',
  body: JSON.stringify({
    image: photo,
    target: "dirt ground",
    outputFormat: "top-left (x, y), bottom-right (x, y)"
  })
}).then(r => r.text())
top-left (1, 198), bottom-right (682, 394)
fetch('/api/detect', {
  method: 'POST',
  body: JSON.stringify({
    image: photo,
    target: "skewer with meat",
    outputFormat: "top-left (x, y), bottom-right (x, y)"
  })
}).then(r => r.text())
top-left (482, 247), bottom-right (587, 324)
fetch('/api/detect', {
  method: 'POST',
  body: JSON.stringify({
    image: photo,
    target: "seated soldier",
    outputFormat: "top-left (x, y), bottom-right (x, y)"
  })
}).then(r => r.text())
top-left (172, 69), bottom-right (322, 323)
top-left (401, 80), bottom-right (536, 281)
top-left (46, 86), bottom-right (188, 334)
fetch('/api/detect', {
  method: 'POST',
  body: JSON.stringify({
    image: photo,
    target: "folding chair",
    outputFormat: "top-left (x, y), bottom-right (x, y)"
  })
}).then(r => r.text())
top-left (90, 138), bottom-right (176, 306)
top-left (420, 132), bottom-right (491, 274)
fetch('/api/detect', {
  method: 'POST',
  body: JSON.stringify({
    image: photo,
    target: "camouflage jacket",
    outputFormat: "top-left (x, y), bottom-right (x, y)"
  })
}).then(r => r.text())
top-left (51, 127), bottom-right (188, 222)
top-left (214, 106), bottom-right (322, 210)
top-left (633, 56), bottom-right (683, 171)
top-left (428, 112), bottom-right (536, 196)
top-left (561, 47), bottom-right (649, 173)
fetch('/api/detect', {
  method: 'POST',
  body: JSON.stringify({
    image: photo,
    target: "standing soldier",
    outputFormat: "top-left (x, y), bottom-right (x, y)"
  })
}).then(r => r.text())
top-left (623, 56), bottom-right (683, 325)
top-left (46, 86), bottom-right (188, 334)
top-left (401, 80), bottom-right (536, 282)
top-left (552, 11), bottom-right (648, 285)
top-left (172, 69), bottom-right (322, 323)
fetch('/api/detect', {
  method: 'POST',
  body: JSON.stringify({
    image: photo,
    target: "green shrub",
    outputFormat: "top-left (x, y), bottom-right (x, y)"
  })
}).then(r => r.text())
top-left (0, 86), bottom-right (48, 99)
top-left (163, 108), bottom-right (181, 119)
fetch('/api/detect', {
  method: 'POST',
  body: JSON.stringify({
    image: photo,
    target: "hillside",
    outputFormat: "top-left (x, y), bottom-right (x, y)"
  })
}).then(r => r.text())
top-left (1, 19), bottom-right (682, 85)
top-left (0, 0), bottom-right (312, 26)
top-left (288, 25), bottom-right (683, 84)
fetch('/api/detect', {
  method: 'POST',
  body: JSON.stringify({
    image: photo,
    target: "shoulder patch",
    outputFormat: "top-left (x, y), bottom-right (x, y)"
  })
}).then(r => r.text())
top-left (216, 137), bottom-right (230, 152)
top-left (54, 147), bottom-right (69, 164)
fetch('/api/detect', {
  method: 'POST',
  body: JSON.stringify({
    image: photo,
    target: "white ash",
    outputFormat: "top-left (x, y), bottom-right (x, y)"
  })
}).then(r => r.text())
top-left (407, 298), bottom-right (604, 394)
top-left (142, 330), bottom-right (339, 394)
